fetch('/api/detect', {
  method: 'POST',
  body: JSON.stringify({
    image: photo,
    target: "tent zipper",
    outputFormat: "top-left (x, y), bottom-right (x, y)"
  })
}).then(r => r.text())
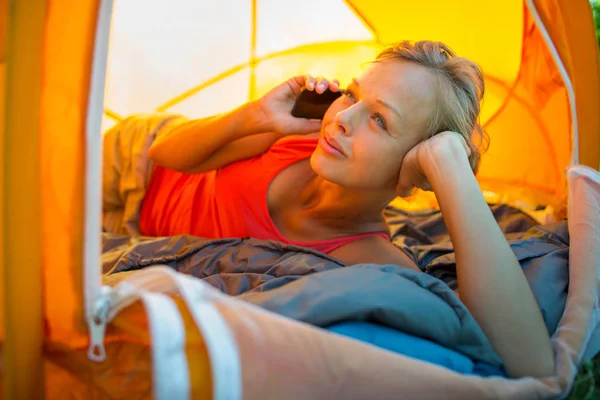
top-left (87, 283), bottom-right (144, 362)
top-left (86, 269), bottom-right (183, 362)
top-left (88, 287), bottom-right (112, 362)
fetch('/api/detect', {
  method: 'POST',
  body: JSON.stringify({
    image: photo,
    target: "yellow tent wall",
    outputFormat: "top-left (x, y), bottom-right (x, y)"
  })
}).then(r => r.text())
top-left (101, 0), bottom-right (600, 209)
top-left (346, 0), bottom-right (599, 195)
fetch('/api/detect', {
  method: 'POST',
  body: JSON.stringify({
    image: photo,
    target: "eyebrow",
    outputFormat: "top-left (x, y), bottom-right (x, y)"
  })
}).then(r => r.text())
top-left (351, 78), bottom-right (405, 129)
top-left (376, 99), bottom-right (405, 127)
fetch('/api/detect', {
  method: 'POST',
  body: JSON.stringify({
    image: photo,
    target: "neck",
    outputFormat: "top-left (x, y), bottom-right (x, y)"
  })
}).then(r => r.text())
top-left (296, 175), bottom-right (395, 232)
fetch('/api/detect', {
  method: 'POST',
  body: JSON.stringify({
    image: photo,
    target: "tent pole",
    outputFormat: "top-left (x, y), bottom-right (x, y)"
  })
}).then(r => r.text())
top-left (2, 0), bottom-right (47, 398)
top-left (0, 0), bottom-right (8, 354)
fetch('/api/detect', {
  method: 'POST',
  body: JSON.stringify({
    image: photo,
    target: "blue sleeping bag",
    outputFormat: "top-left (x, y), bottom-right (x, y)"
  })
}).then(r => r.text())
top-left (327, 321), bottom-right (506, 377)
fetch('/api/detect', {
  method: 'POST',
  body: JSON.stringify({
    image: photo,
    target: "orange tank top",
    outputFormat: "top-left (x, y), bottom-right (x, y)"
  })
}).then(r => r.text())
top-left (139, 136), bottom-right (389, 253)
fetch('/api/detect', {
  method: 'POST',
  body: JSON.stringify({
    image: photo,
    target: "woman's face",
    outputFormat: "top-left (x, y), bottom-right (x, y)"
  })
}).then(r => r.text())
top-left (310, 59), bottom-right (439, 192)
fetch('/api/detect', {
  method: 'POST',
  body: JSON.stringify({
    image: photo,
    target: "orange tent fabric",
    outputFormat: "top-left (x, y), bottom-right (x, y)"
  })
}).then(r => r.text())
top-left (1, 0), bottom-right (599, 398)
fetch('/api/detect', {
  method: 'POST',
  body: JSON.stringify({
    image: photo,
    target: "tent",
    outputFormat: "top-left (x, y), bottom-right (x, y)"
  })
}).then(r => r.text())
top-left (1, 0), bottom-right (599, 398)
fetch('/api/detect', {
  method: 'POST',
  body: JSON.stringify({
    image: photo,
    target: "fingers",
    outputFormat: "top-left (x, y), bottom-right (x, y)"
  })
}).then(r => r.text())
top-left (395, 183), bottom-right (413, 198)
top-left (315, 77), bottom-right (327, 94)
top-left (302, 75), bottom-right (340, 94)
top-left (303, 75), bottom-right (316, 91)
top-left (328, 79), bottom-right (341, 92)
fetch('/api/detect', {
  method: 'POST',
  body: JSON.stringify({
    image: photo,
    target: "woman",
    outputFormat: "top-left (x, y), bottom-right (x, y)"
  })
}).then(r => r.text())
top-left (103, 41), bottom-right (554, 378)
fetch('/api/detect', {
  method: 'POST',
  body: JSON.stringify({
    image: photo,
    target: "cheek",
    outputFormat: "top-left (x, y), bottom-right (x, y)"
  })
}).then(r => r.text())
top-left (311, 129), bottom-right (411, 189)
top-left (321, 98), bottom-right (348, 127)
top-left (347, 138), bottom-right (401, 186)
top-left (352, 136), bottom-right (396, 168)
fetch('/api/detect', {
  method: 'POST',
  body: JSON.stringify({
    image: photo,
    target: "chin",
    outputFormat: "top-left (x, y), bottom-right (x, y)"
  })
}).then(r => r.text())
top-left (309, 149), bottom-right (326, 175)
top-left (309, 150), bottom-right (346, 185)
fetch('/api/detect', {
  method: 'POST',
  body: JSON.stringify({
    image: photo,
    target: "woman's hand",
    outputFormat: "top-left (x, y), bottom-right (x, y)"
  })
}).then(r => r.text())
top-left (396, 131), bottom-right (472, 197)
top-left (255, 75), bottom-right (340, 136)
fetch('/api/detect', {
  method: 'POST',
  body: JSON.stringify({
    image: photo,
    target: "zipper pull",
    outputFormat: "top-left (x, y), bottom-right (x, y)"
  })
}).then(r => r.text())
top-left (87, 288), bottom-right (112, 362)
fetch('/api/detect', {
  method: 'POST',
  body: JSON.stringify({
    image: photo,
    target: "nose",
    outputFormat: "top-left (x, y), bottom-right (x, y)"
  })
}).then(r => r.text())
top-left (334, 107), bottom-right (354, 136)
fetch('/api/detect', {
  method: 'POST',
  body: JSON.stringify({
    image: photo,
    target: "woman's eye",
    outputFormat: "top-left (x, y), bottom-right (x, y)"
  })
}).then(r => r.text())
top-left (344, 90), bottom-right (357, 102)
top-left (372, 113), bottom-right (387, 130)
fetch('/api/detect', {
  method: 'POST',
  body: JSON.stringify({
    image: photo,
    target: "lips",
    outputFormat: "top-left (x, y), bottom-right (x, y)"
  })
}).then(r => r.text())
top-left (321, 134), bottom-right (346, 157)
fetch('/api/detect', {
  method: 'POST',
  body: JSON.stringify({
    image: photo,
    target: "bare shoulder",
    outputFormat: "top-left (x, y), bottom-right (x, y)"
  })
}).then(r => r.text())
top-left (328, 235), bottom-right (420, 272)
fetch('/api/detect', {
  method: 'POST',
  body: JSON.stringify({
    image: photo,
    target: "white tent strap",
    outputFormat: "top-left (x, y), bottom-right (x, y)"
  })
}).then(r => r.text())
top-left (172, 272), bottom-right (243, 400)
top-left (140, 291), bottom-right (191, 400)
top-left (115, 266), bottom-right (242, 400)
top-left (525, 0), bottom-right (579, 166)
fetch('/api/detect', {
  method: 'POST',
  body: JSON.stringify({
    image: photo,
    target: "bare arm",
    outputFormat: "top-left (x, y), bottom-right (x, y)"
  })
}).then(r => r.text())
top-left (148, 75), bottom-right (339, 173)
top-left (184, 130), bottom-right (285, 174)
top-left (417, 133), bottom-right (554, 378)
top-left (148, 102), bottom-right (276, 173)
top-left (188, 133), bottom-right (327, 173)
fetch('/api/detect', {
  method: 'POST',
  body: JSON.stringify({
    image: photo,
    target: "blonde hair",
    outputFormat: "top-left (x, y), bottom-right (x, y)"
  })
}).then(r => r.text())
top-left (376, 40), bottom-right (488, 173)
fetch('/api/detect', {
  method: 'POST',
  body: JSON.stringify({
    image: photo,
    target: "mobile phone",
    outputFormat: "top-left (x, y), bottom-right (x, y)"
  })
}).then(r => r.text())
top-left (291, 88), bottom-right (343, 119)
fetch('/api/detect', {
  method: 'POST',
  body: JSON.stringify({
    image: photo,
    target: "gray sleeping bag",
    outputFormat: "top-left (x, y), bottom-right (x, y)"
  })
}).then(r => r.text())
top-left (103, 204), bottom-right (569, 370)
